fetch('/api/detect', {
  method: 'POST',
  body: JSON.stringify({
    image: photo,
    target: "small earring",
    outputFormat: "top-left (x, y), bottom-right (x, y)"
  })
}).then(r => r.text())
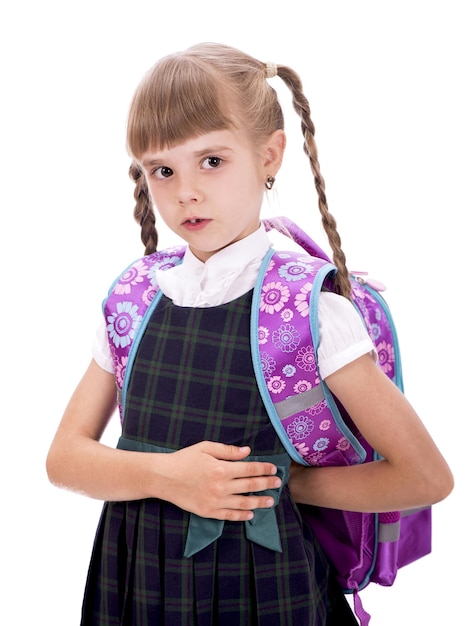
top-left (265, 175), bottom-right (275, 190)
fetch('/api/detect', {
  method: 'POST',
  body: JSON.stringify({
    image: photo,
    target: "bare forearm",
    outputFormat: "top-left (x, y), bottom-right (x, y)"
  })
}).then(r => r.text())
top-left (289, 457), bottom-right (451, 514)
top-left (295, 355), bottom-right (454, 513)
top-left (46, 434), bottom-right (165, 501)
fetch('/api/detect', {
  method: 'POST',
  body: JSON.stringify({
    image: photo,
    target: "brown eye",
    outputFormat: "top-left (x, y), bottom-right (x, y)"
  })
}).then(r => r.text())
top-left (154, 166), bottom-right (173, 179)
top-left (203, 156), bottom-right (222, 169)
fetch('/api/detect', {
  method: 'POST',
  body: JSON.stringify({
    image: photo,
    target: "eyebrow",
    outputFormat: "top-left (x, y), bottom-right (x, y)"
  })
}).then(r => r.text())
top-left (193, 145), bottom-right (233, 157)
top-left (141, 157), bottom-right (163, 168)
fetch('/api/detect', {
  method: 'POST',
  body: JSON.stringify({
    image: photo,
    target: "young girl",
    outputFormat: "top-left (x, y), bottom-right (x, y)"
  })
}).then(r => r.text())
top-left (46, 43), bottom-right (453, 625)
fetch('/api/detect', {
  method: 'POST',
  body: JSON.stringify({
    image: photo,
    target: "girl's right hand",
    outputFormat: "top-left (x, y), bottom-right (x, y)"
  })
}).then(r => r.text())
top-left (154, 441), bottom-right (282, 521)
top-left (46, 360), bottom-right (282, 519)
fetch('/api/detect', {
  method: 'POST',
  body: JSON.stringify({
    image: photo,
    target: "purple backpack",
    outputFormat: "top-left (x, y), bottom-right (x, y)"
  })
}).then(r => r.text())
top-left (103, 217), bottom-right (431, 625)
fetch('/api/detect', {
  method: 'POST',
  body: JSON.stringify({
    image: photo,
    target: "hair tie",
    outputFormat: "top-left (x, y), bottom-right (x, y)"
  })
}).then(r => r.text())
top-left (265, 62), bottom-right (278, 79)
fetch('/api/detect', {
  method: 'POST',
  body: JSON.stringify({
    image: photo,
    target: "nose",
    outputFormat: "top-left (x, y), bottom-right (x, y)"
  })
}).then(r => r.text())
top-left (176, 173), bottom-right (203, 205)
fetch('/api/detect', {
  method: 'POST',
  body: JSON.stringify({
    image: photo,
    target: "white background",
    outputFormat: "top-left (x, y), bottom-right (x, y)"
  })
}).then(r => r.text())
top-left (1, 1), bottom-right (464, 624)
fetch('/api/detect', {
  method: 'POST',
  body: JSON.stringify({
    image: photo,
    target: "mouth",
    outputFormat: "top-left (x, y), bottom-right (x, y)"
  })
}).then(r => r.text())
top-left (182, 217), bottom-right (211, 231)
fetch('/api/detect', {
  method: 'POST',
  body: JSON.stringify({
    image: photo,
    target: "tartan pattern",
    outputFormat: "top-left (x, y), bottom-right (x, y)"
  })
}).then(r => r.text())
top-left (81, 292), bottom-right (357, 625)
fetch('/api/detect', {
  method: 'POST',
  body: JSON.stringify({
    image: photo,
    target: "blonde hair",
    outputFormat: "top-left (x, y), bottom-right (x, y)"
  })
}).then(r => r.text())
top-left (127, 42), bottom-right (352, 299)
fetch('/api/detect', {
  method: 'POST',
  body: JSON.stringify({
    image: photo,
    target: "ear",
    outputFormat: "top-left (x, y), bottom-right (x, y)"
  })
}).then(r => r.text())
top-left (262, 129), bottom-right (286, 177)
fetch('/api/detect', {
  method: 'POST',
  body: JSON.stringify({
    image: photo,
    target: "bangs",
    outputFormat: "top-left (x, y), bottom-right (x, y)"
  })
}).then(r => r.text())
top-left (127, 54), bottom-right (236, 159)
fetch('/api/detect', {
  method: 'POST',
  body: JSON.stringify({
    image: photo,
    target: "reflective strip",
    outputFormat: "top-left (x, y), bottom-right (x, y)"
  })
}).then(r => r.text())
top-left (379, 507), bottom-right (431, 543)
top-left (273, 386), bottom-right (325, 419)
top-left (379, 520), bottom-right (401, 543)
top-left (401, 506), bottom-right (430, 517)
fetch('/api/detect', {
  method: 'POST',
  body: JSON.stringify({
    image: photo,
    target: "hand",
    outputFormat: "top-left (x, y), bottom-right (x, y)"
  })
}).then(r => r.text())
top-left (156, 442), bottom-right (282, 521)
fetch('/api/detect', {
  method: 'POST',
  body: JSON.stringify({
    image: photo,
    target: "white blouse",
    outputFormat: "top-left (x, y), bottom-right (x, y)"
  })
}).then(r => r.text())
top-left (92, 224), bottom-right (375, 379)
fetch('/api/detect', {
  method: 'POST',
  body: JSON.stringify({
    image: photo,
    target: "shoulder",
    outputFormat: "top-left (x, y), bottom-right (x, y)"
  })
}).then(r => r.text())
top-left (318, 291), bottom-right (363, 326)
top-left (318, 291), bottom-right (371, 339)
top-left (317, 292), bottom-right (376, 379)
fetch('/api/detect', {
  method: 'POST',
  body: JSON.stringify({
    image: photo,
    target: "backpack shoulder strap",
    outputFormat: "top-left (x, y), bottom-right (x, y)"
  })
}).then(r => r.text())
top-left (102, 245), bottom-right (186, 421)
top-left (253, 216), bottom-right (402, 466)
top-left (251, 246), bottom-right (366, 466)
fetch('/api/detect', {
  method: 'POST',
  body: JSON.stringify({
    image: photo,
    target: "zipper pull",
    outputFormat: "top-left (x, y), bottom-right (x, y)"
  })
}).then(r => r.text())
top-left (351, 271), bottom-right (387, 292)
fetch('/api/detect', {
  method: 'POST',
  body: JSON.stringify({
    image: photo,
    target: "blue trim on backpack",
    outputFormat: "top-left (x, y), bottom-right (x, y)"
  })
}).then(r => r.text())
top-left (363, 284), bottom-right (404, 393)
top-left (309, 265), bottom-right (367, 465)
top-left (354, 283), bottom-right (404, 468)
top-left (355, 514), bottom-right (380, 593)
top-left (119, 289), bottom-right (165, 422)
top-left (250, 249), bottom-right (307, 465)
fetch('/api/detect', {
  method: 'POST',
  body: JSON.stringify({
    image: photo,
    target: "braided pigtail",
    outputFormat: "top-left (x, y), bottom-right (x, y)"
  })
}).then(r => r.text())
top-left (128, 162), bottom-right (158, 255)
top-left (277, 67), bottom-right (352, 300)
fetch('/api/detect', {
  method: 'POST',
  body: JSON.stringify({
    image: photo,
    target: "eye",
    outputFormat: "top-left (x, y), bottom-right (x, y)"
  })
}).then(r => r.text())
top-left (152, 166), bottom-right (173, 179)
top-left (202, 156), bottom-right (223, 169)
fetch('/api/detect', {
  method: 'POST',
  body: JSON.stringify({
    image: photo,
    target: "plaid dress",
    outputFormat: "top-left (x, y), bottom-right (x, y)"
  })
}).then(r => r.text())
top-left (81, 291), bottom-right (357, 625)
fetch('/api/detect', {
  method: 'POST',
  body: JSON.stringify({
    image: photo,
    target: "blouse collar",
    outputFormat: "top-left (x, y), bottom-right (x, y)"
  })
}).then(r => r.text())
top-left (155, 223), bottom-right (272, 307)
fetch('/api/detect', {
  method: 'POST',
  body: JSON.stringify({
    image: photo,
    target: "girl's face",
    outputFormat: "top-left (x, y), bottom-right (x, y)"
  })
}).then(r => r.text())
top-left (140, 129), bottom-right (284, 262)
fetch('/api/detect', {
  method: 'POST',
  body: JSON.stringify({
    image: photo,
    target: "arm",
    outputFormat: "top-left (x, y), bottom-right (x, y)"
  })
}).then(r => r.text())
top-left (46, 359), bottom-right (281, 520)
top-left (288, 353), bottom-right (454, 512)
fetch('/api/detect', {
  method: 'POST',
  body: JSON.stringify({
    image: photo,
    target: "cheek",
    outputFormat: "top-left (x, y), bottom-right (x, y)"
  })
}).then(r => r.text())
top-left (147, 184), bottom-right (168, 212)
top-left (238, 174), bottom-right (265, 203)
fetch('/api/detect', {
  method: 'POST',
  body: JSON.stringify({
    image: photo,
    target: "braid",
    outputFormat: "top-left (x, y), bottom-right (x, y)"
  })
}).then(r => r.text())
top-left (128, 162), bottom-right (158, 255)
top-left (277, 66), bottom-right (352, 300)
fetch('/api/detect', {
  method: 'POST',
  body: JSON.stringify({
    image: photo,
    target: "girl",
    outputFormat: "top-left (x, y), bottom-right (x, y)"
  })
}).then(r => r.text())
top-left (46, 43), bottom-right (453, 625)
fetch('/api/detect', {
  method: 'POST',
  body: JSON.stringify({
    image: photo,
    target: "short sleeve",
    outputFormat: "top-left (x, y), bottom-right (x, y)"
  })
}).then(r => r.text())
top-left (92, 317), bottom-right (114, 373)
top-left (317, 291), bottom-right (376, 379)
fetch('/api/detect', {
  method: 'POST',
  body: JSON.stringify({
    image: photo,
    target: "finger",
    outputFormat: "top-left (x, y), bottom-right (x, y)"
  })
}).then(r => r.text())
top-left (230, 475), bottom-right (282, 496)
top-left (217, 509), bottom-right (256, 522)
top-left (222, 493), bottom-right (276, 514)
top-left (198, 442), bottom-right (251, 461)
top-left (233, 460), bottom-right (279, 478)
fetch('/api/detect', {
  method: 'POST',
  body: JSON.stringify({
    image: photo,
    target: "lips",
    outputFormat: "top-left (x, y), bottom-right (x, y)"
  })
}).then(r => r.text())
top-left (182, 217), bottom-right (211, 231)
